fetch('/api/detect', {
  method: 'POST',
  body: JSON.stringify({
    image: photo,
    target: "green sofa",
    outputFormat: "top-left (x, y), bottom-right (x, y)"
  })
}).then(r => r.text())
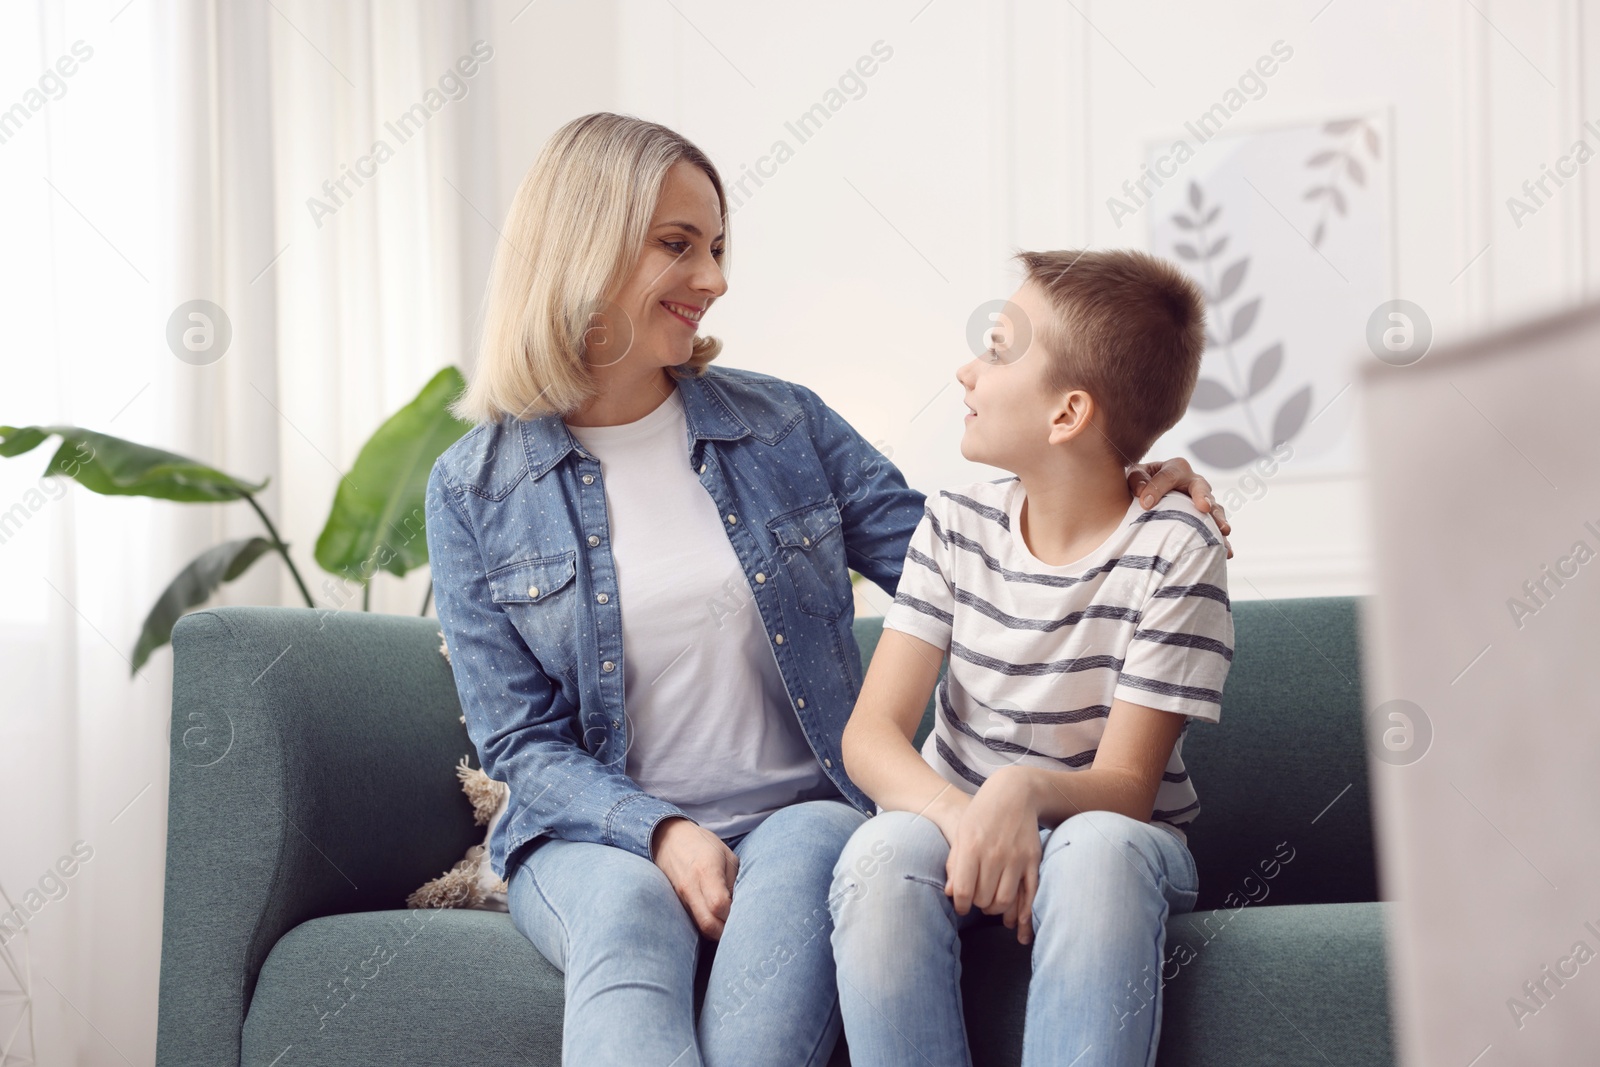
top-left (155, 596), bottom-right (1394, 1066)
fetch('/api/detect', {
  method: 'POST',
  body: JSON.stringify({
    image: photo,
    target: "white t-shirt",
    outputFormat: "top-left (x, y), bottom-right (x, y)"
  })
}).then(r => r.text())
top-left (882, 476), bottom-right (1233, 843)
top-left (564, 387), bottom-right (837, 839)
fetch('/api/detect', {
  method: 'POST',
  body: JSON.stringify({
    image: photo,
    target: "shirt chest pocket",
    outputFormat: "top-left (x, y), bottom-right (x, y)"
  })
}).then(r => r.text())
top-left (766, 497), bottom-right (851, 620)
top-left (488, 552), bottom-right (581, 681)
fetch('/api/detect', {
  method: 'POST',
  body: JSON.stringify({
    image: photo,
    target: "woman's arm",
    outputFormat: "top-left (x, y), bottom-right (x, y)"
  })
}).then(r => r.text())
top-left (792, 382), bottom-right (928, 597)
top-left (427, 463), bottom-right (689, 863)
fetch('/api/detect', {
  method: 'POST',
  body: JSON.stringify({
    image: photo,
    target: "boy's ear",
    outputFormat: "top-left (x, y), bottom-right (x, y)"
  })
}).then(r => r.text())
top-left (1045, 389), bottom-right (1098, 446)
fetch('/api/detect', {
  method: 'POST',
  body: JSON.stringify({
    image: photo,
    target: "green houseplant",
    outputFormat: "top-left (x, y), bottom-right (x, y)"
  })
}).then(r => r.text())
top-left (0, 367), bottom-right (472, 672)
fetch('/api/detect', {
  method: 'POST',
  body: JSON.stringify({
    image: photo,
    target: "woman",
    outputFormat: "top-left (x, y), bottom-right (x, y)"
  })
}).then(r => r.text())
top-left (425, 112), bottom-right (1231, 1067)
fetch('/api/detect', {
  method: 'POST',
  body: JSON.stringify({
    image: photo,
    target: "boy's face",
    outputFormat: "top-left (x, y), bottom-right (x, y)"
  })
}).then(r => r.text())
top-left (956, 280), bottom-right (1072, 470)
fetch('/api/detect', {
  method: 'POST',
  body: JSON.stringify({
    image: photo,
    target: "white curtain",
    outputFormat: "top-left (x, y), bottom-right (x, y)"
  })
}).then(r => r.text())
top-left (0, 2), bottom-right (494, 1062)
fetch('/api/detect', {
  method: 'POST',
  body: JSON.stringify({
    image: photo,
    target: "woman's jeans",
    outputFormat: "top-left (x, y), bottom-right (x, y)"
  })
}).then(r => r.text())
top-left (829, 809), bottom-right (1199, 1067)
top-left (507, 798), bottom-right (867, 1067)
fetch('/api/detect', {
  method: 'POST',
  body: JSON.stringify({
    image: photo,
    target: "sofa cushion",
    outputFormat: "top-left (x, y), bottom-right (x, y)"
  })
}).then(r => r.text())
top-left (959, 900), bottom-right (1394, 1067)
top-left (242, 908), bottom-right (564, 1066)
top-left (242, 901), bottom-right (1392, 1067)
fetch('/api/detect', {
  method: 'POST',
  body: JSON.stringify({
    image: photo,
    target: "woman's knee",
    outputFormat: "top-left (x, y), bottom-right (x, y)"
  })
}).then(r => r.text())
top-left (761, 798), bottom-right (868, 847)
top-left (734, 800), bottom-right (867, 891)
top-left (528, 841), bottom-right (695, 943)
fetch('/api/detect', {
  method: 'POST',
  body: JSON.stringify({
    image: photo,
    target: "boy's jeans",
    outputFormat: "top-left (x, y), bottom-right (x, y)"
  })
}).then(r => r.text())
top-left (506, 798), bottom-right (866, 1067)
top-left (829, 808), bottom-right (1199, 1067)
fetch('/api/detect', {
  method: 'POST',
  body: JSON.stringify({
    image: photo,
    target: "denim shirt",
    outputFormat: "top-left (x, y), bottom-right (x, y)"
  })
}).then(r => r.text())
top-left (426, 364), bottom-right (927, 880)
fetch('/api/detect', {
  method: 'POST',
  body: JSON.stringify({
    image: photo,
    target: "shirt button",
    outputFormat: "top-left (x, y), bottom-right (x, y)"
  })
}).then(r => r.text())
top-left (602, 661), bottom-right (615, 672)
top-left (727, 513), bottom-right (738, 525)
top-left (796, 698), bottom-right (806, 708)
top-left (582, 474), bottom-right (595, 485)
top-left (613, 720), bottom-right (620, 728)
top-left (802, 536), bottom-right (811, 546)
top-left (587, 534), bottom-right (600, 547)
top-left (824, 758), bottom-right (833, 768)
top-left (755, 572), bottom-right (766, 584)
top-left (527, 586), bottom-right (539, 598)
top-left (699, 463), bottom-right (707, 474)
top-left (774, 633), bottom-right (784, 645)
top-left (597, 592), bottom-right (609, 604)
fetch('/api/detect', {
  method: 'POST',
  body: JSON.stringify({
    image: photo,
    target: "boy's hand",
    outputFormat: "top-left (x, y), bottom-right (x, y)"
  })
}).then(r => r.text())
top-left (1127, 457), bottom-right (1233, 559)
top-left (944, 767), bottom-right (1042, 945)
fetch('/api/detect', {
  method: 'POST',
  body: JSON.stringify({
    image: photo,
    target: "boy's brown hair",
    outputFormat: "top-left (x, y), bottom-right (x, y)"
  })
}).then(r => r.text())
top-left (1013, 248), bottom-right (1206, 465)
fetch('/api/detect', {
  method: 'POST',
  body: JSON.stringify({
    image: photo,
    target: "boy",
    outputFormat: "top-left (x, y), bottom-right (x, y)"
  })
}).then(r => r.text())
top-left (829, 249), bottom-right (1232, 1067)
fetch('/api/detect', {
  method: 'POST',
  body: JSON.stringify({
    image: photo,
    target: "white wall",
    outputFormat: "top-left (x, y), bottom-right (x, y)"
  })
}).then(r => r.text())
top-left (491, 0), bottom-right (1600, 607)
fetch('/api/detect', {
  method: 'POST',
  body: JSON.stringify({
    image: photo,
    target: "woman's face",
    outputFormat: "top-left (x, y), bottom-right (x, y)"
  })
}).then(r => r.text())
top-left (594, 161), bottom-right (728, 371)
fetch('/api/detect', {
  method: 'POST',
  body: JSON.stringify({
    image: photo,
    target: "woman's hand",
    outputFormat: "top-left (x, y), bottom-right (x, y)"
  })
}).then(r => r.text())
top-left (651, 816), bottom-right (739, 940)
top-left (944, 767), bottom-right (1042, 946)
top-left (1127, 457), bottom-right (1233, 558)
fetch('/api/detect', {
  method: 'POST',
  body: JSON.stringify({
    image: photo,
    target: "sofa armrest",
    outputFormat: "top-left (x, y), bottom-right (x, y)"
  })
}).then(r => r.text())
top-left (155, 607), bottom-right (479, 1067)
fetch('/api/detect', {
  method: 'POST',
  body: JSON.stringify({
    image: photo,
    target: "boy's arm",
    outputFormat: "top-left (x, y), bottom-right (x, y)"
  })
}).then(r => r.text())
top-left (840, 628), bottom-right (970, 842)
top-left (999, 699), bottom-right (1187, 827)
top-left (1009, 534), bottom-right (1231, 827)
top-left (846, 492), bottom-right (974, 840)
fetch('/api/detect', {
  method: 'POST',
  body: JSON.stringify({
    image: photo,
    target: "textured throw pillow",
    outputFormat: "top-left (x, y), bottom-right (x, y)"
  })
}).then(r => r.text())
top-left (406, 633), bottom-right (511, 911)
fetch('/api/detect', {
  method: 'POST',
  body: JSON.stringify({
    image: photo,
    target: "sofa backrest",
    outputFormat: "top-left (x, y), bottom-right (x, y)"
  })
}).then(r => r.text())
top-left (850, 595), bottom-right (1378, 911)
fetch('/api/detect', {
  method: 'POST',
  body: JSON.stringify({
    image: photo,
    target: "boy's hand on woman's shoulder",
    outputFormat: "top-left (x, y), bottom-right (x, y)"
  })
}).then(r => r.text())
top-left (944, 766), bottom-right (1043, 946)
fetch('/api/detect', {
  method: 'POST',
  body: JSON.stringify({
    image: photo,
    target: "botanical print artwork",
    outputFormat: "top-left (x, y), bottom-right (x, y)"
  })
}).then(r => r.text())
top-left (1144, 113), bottom-right (1391, 477)
top-left (1171, 180), bottom-right (1311, 470)
top-left (1304, 116), bottom-right (1384, 249)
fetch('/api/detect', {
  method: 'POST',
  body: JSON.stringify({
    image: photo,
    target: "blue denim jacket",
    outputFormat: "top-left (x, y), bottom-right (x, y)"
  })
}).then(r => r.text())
top-left (426, 365), bottom-right (927, 880)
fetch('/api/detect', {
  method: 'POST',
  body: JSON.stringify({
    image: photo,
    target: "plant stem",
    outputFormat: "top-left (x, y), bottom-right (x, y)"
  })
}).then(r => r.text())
top-left (243, 493), bottom-right (315, 607)
top-left (420, 579), bottom-right (433, 617)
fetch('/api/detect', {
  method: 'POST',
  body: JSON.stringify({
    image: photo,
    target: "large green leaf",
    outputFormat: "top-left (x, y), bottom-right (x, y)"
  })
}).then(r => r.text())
top-left (314, 367), bottom-right (472, 581)
top-left (133, 537), bottom-right (275, 672)
top-left (0, 425), bottom-right (267, 502)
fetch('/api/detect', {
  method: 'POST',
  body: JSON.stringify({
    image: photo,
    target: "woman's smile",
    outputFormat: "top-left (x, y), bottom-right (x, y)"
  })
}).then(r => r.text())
top-left (661, 299), bottom-right (705, 328)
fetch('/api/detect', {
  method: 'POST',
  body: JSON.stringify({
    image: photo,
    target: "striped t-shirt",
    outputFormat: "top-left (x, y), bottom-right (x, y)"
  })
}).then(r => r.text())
top-left (882, 477), bottom-right (1233, 842)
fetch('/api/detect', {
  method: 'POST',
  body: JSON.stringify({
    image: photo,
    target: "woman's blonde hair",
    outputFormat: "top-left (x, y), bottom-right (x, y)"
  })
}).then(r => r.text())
top-left (453, 112), bottom-right (729, 424)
